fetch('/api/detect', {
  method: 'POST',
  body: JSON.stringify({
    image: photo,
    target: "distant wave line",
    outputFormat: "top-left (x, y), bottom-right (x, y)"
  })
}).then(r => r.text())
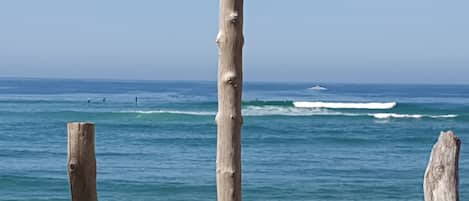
top-left (370, 113), bottom-right (458, 119)
top-left (131, 110), bottom-right (216, 116)
top-left (125, 107), bottom-right (458, 119)
top-left (293, 101), bottom-right (397, 109)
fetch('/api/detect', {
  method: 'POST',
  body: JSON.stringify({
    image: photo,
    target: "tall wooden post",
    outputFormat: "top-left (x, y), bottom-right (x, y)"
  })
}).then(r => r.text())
top-left (424, 131), bottom-right (460, 201)
top-left (215, 0), bottom-right (244, 200)
top-left (67, 122), bottom-right (98, 201)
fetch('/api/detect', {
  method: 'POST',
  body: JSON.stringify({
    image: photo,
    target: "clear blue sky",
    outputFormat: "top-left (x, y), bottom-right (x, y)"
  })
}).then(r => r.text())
top-left (0, 0), bottom-right (468, 84)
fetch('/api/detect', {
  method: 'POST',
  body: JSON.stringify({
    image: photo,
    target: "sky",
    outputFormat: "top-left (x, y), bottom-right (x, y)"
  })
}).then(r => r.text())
top-left (0, 0), bottom-right (468, 84)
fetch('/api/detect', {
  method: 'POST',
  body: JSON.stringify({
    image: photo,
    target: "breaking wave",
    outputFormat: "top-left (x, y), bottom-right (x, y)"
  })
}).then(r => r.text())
top-left (293, 101), bottom-right (397, 109)
top-left (370, 113), bottom-right (458, 119)
top-left (125, 104), bottom-right (458, 119)
top-left (127, 107), bottom-right (358, 117)
top-left (242, 106), bottom-right (358, 116)
top-left (128, 108), bottom-right (458, 119)
top-left (132, 110), bottom-right (216, 116)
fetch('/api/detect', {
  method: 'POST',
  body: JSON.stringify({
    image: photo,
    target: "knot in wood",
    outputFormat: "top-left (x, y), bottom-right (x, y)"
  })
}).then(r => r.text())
top-left (69, 163), bottom-right (77, 172)
top-left (223, 72), bottom-right (238, 87)
top-left (229, 114), bottom-right (243, 124)
top-left (434, 165), bottom-right (445, 179)
top-left (229, 12), bottom-right (239, 24)
top-left (218, 168), bottom-right (235, 177)
top-left (216, 32), bottom-right (224, 45)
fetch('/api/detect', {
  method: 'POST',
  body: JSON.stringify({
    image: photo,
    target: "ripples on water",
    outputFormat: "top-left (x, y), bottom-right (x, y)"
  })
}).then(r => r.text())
top-left (0, 78), bottom-right (468, 201)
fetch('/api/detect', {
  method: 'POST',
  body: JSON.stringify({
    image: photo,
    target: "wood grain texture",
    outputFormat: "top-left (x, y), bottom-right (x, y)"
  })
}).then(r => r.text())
top-left (215, 0), bottom-right (244, 200)
top-left (67, 122), bottom-right (97, 201)
top-left (424, 131), bottom-right (460, 201)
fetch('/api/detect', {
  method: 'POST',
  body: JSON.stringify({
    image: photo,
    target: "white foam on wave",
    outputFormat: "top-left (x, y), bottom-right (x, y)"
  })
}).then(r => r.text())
top-left (293, 101), bottom-right (397, 109)
top-left (126, 108), bottom-right (458, 119)
top-left (242, 106), bottom-right (358, 116)
top-left (371, 113), bottom-right (422, 119)
top-left (370, 113), bottom-right (458, 119)
top-left (433, 114), bottom-right (459, 118)
top-left (133, 110), bottom-right (216, 116)
top-left (128, 106), bottom-right (358, 117)
top-left (308, 85), bottom-right (328, 91)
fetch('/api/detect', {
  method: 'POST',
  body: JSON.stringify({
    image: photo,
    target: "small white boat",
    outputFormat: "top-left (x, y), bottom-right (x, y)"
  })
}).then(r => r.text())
top-left (308, 85), bottom-right (327, 91)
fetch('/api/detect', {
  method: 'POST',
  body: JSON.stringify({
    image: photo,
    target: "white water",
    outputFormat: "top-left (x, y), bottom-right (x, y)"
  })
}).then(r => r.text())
top-left (128, 105), bottom-right (458, 119)
top-left (370, 113), bottom-right (458, 119)
top-left (242, 106), bottom-right (359, 116)
top-left (293, 101), bottom-right (397, 109)
top-left (133, 110), bottom-right (216, 116)
top-left (308, 85), bottom-right (328, 91)
top-left (129, 107), bottom-right (357, 117)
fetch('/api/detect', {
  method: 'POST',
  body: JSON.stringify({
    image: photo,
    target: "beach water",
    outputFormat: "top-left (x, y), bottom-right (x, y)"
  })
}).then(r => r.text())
top-left (0, 78), bottom-right (468, 201)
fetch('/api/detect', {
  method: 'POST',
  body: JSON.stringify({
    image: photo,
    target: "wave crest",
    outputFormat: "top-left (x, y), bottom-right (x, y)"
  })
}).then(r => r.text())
top-left (370, 113), bottom-right (458, 119)
top-left (124, 107), bottom-right (458, 119)
top-left (243, 106), bottom-right (358, 116)
top-left (132, 110), bottom-right (215, 116)
top-left (293, 101), bottom-right (397, 109)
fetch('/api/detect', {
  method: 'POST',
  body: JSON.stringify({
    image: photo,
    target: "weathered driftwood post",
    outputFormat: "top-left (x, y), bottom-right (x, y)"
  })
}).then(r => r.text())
top-left (424, 131), bottom-right (460, 201)
top-left (215, 0), bottom-right (244, 200)
top-left (67, 122), bottom-right (98, 201)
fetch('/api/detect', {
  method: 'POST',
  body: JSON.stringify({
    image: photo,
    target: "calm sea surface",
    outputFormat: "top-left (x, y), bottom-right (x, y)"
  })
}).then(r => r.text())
top-left (0, 78), bottom-right (468, 201)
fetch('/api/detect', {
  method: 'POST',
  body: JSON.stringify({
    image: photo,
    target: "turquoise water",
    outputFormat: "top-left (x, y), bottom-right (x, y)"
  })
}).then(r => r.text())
top-left (0, 78), bottom-right (468, 201)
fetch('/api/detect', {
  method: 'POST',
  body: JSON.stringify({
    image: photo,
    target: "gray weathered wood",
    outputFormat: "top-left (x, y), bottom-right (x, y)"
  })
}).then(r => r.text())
top-left (67, 122), bottom-right (98, 201)
top-left (215, 0), bottom-right (244, 200)
top-left (424, 131), bottom-right (460, 201)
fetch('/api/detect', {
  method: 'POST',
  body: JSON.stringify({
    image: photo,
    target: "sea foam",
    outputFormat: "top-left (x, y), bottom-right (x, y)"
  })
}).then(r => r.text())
top-left (242, 106), bottom-right (358, 116)
top-left (129, 107), bottom-right (357, 117)
top-left (293, 101), bottom-right (397, 109)
top-left (370, 113), bottom-right (458, 119)
top-left (127, 107), bottom-right (458, 119)
top-left (133, 110), bottom-right (215, 116)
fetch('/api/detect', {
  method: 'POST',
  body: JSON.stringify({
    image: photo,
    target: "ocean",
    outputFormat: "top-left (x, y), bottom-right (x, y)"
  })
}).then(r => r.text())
top-left (0, 78), bottom-right (468, 201)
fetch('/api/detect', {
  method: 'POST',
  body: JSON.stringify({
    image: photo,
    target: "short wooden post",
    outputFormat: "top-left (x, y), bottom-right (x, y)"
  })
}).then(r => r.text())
top-left (67, 122), bottom-right (98, 201)
top-left (424, 131), bottom-right (460, 201)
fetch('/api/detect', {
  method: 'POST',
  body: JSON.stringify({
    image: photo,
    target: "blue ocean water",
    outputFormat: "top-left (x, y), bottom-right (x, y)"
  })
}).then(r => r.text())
top-left (0, 78), bottom-right (468, 201)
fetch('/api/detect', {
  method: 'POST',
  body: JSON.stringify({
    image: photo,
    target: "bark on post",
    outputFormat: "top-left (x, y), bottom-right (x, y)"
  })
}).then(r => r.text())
top-left (424, 131), bottom-right (460, 201)
top-left (67, 122), bottom-right (98, 201)
top-left (215, 0), bottom-right (244, 200)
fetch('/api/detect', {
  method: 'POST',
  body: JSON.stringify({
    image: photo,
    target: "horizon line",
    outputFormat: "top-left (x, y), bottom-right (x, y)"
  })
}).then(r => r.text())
top-left (1, 76), bottom-right (468, 86)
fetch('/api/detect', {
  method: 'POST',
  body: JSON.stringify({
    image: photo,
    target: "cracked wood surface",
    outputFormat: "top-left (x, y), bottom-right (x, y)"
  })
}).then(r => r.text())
top-left (424, 131), bottom-right (460, 201)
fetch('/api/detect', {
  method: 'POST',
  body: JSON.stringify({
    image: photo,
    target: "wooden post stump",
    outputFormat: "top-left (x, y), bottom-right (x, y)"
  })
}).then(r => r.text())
top-left (424, 131), bottom-right (460, 201)
top-left (67, 122), bottom-right (98, 201)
